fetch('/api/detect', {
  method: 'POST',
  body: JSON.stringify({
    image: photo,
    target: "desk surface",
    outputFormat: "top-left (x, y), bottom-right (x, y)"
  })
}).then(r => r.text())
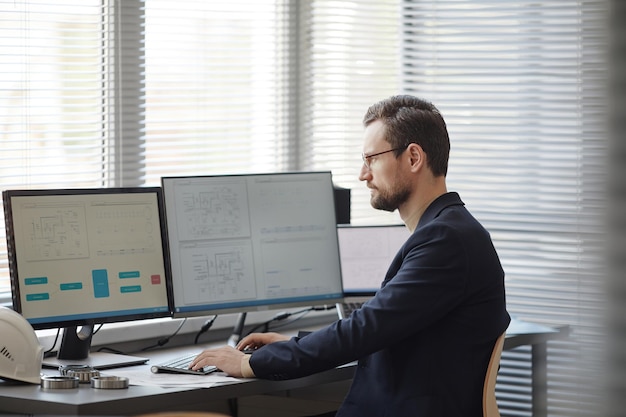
top-left (0, 318), bottom-right (568, 416)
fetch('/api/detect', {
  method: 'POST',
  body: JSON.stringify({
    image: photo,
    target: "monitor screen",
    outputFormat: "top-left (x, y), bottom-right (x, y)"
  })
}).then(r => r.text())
top-left (161, 172), bottom-right (344, 322)
top-left (337, 224), bottom-right (411, 295)
top-left (3, 187), bottom-right (172, 367)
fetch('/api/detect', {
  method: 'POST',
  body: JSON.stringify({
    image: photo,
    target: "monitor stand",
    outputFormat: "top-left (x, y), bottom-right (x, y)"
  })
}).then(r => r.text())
top-left (41, 324), bottom-right (148, 370)
top-left (227, 312), bottom-right (247, 347)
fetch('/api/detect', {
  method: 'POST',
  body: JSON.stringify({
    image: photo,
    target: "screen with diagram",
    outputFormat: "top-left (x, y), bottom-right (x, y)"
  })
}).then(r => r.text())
top-left (161, 172), bottom-right (344, 317)
top-left (3, 188), bottom-right (172, 329)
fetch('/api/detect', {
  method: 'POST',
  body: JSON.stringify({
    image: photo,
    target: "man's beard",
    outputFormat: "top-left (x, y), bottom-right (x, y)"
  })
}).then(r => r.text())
top-left (370, 178), bottom-right (411, 212)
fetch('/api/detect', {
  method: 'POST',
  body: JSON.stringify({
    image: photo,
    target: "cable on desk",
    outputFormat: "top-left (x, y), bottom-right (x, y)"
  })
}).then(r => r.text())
top-left (271, 305), bottom-right (336, 332)
top-left (43, 328), bottom-right (62, 357)
top-left (92, 323), bottom-right (104, 335)
top-left (244, 305), bottom-right (335, 336)
top-left (95, 343), bottom-right (134, 355)
top-left (140, 318), bottom-right (188, 351)
top-left (194, 315), bottom-right (218, 344)
top-left (43, 323), bottom-right (103, 357)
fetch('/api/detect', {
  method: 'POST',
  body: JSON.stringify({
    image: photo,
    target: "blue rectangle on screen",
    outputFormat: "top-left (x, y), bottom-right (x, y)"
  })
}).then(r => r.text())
top-left (60, 282), bottom-right (83, 291)
top-left (26, 293), bottom-right (50, 301)
top-left (92, 269), bottom-right (110, 298)
top-left (120, 285), bottom-right (142, 293)
top-left (25, 277), bottom-right (48, 285)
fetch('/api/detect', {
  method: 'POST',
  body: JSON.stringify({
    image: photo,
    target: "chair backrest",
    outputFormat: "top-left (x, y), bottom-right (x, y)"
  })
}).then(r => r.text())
top-left (483, 332), bottom-right (506, 417)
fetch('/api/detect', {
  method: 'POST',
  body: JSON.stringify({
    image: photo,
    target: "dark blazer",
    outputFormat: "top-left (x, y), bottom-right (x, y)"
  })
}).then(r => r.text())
top-left (249, 192), bottom-right (511, 417)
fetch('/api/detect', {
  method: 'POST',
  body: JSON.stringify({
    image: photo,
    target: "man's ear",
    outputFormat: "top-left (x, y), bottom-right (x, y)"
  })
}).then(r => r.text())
top-left (407, 143), bottom-right (425, 172)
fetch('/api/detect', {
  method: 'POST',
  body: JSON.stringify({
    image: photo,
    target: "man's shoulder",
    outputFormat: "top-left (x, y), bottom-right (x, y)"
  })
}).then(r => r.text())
top-left (409, 204), bottom-right (491, 255)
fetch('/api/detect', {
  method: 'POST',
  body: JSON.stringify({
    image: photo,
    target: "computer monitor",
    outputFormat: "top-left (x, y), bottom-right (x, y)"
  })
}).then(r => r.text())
top-left (3, 187), bottom-right (173, 369)
top-left (161, 172), bottom-right (344, 342)
top-left (337, 224), bottom-right (411, 296)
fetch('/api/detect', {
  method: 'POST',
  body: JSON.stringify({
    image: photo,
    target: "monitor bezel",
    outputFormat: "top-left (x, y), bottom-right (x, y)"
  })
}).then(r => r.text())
top-left (161, 171), bottom-right (345, 319)
top-left (3, 186), bottom-right (174, 330)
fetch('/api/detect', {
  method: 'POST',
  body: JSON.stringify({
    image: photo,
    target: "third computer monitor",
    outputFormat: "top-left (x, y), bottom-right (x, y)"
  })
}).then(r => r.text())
top-left (161, 172), bottom-right (344, 318)
top-left (337, 224), bottom-right (411, 295)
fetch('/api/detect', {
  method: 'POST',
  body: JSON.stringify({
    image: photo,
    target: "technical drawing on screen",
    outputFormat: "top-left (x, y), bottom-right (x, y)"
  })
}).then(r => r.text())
top-left (161, 171), bottom-right (344, 324)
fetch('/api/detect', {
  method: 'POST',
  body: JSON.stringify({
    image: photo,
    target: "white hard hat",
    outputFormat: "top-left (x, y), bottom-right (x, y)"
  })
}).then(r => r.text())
top-left (0, 306), bottom-right (43, 384)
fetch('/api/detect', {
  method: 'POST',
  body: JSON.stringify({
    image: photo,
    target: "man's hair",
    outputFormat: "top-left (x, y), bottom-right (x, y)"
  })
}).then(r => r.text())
top-left (363, 95), bottom-right (450, 177)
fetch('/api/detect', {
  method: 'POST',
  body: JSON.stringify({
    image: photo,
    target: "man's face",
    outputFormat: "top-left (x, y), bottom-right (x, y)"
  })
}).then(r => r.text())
top-left (359, 120), bottom-right (411, 212)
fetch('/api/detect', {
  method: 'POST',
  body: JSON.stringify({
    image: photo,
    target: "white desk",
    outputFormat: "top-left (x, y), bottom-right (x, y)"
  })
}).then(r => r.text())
top-left (0, 319), bottom-right (567, 416)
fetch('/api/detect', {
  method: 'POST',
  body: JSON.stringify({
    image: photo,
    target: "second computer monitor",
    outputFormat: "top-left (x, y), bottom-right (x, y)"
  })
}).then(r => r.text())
top-left (161, 171), bottom-right (344, 317)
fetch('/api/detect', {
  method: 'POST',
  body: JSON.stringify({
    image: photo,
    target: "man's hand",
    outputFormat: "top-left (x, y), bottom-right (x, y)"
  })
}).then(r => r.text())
top-left (237, 332), bottom-right (290, 351)
top-left (189, 332), bottom-right (290, 377)
top-left (189, 346), bottom-right (246, 377)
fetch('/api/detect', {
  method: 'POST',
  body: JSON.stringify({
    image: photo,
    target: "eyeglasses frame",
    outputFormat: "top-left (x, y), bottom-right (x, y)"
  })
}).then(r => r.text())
top-left (361, 145), bottom-right (408, 169)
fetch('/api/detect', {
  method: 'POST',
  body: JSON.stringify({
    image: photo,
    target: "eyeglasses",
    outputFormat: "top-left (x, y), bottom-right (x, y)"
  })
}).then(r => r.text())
top-left (361, 147), bottom-right (406, 169)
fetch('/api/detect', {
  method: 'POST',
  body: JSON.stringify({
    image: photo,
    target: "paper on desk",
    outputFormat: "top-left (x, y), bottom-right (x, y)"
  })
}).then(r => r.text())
top-left (104, 366), bottom-right (246, 388)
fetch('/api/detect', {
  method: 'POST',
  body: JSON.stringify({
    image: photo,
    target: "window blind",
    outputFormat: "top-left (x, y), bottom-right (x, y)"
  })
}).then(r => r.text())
top-left (400, 1), bottom-right (607, 416)
top-left (0, 1), bottom-right (115, 295)
top-left (297, 0), bottom-right (404, 225)
top-left (141, 0), bottom-right (296, 185)
top-left (0, 3), bottom-right (610, 416)
top-left (0, 0), bottom-right (297, 298)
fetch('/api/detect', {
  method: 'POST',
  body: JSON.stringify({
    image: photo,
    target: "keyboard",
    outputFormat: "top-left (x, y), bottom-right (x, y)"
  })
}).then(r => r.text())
top-left (336, 301), bottom-right (365, 319)
top-left (150, 353), bottom-right (218, 375)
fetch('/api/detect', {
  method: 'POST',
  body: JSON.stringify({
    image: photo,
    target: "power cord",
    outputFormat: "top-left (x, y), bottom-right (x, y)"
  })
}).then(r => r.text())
top-left (244, 305), bottom-right (335, 336)
top-left (44, 324), bottom-right (104, 357)
top-left (140, 318), bottom-right (187, 351)
top-left (92, 323), bottom-right (104, 335)
top-left (43, 328), bottom-right (62, 357)
top-left (194, 315), bottom-right (218, 344)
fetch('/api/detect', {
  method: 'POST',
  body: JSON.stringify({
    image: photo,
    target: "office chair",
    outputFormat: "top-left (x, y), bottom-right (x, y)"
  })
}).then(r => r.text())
top-left (483, 332), bottom-right (506, 417)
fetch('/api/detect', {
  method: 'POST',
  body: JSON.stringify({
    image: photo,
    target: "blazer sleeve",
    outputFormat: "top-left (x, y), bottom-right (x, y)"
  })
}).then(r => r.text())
top-left (249, 220), bottom-right (472, 380)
